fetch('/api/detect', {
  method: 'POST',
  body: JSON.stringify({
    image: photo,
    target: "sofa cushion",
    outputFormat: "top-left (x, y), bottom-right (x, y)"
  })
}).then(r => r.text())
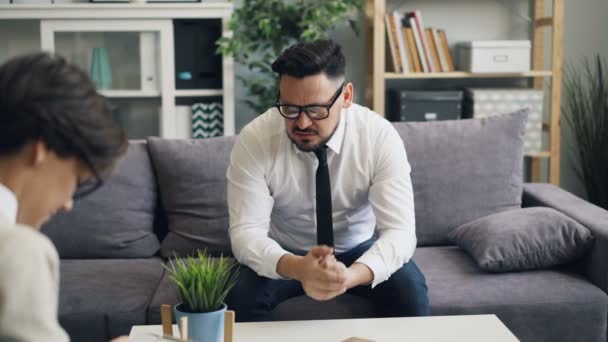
top-left (147, 136), bottom-right (236, 257)
top-left (392, 110), bottom-right (528, 246)
top-left (414, 246), bottom-right (608, 342)
top-left (147, 268), bottom-right (180, 325)
top-left (42, 143), bottom-right (160, 258)
top-left (448, 207), bottom-right (594, 272)
top-left (58, 258), bottom-right (165, 341)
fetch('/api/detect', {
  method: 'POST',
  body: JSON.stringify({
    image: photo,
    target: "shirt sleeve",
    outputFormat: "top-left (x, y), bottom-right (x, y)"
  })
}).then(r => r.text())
top-left (227, 127), bottom-right (290, 279)
top-left (0, 229), bottom-right (69, 342)
top-left (355, 125), bottom-right (417, 288)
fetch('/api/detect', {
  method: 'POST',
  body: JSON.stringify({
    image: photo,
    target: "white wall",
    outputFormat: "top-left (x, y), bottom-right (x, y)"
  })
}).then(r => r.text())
top-left (233, 0), bottom-right (608, 196)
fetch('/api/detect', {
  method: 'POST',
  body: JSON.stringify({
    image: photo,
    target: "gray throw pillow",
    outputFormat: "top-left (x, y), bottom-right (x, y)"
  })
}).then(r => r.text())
top-left (448, 207), bottom-right (594, 272)
top-left (147, 136), bottom-right (236, 257)
top-left (42, 142), bottom-right (161, 258)
top-left (392, 110), bottom-right (528, 246)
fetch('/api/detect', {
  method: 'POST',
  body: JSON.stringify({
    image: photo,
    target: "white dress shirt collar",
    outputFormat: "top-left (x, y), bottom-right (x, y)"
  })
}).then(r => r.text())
top-left (0, 183), bottom-right (18, 224)
top-left (325, 108), bottom-right (346, 155)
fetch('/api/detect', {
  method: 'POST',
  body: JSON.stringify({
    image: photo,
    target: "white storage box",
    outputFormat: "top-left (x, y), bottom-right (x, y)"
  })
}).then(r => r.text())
top-left (463, 88), bottom-right (544, 154)
top-left (457, 40), bottom-right (531, 73)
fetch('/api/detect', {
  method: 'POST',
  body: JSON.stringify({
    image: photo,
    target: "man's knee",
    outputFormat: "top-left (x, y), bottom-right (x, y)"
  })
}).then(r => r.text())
top-left (226, 265), bottom-right (287, 322)
top-left (226, 266), bottom-right (263, 314)
top-left (226, 264), bottom-right (305, 321)
top-left (381, 261), bottom-right (430, 316)
top-left (400, 261), bottom-right (428, 290)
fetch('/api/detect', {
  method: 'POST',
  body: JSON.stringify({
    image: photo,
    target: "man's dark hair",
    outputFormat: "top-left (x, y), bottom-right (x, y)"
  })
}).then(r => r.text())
top-left (0, 52), bottom-right (127, 177)
top-left (271, 39), bottom-right (346, 79)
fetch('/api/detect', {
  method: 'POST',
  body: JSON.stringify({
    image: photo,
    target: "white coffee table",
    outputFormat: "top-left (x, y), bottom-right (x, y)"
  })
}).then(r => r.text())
top-left (130, 314), bottom-right (519, 341)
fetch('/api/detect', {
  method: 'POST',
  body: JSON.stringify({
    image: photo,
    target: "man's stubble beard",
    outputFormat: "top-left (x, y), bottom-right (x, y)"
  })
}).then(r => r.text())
top-left (287, 119), bottom-right (340, 152)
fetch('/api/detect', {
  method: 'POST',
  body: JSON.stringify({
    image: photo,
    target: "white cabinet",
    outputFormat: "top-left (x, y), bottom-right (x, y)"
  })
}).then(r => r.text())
top-left (0, 3), bottom-right (235, 139)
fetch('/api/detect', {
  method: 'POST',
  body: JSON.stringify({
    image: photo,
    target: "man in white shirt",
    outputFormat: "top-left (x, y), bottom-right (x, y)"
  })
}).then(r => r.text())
top-left (226, 39), bottom-right (430, 322)
top-left (0, 53), bottom-right (129, 341)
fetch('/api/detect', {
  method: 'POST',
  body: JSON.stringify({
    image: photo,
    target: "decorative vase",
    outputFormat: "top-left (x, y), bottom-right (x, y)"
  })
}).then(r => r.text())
top-left (90, 47), bottom-right (112, 89)
top-left (174, 303), bottom-right (226, 342)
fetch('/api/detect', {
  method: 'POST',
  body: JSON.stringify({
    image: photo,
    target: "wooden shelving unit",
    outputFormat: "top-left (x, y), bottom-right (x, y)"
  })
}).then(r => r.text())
top-left (364, 0), bottom-right (564, 185)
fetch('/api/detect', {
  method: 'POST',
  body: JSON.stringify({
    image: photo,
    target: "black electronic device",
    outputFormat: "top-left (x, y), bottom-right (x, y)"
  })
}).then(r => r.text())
top-left (388, 90), bottom-right (463, 122)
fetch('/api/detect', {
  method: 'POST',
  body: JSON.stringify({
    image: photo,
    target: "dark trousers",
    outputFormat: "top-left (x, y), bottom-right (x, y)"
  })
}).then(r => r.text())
top-left (226, 239), bottom-right (430, 322)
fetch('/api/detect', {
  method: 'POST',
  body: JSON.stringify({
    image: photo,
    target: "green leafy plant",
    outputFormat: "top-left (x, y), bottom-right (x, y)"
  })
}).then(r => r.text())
top-left (217, 0), bottom-right (362, 114)
top-left (563, 55), bottom-right (608, 210)
top-left (165, 250), bottom-right (239, 313)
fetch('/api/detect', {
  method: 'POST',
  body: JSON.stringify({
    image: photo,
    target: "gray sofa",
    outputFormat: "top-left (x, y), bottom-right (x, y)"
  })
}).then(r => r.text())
top-left (42, 112), bottom-right (608, 342)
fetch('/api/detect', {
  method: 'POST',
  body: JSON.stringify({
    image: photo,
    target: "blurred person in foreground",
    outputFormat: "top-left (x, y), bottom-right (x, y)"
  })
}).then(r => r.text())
top-left (0, 52), bottom-right (129, 342)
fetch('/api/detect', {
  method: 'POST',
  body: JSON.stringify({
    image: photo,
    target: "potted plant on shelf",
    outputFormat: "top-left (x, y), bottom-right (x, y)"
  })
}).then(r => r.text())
top-left (217, 0), bottom-right (362, 114)
top-left (165, 250), bottom-right (239, 342)
top-left (563, 55), bottom-right (608, 210)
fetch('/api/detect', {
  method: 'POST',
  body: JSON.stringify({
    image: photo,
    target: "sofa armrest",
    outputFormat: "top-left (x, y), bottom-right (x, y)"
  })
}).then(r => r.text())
top-left (522, 183), bottom-right (608, 293)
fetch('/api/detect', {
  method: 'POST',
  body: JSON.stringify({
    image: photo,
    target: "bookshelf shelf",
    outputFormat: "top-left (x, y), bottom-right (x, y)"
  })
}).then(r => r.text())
top-left (384, 70), bottom-right (553, 79)
top-left (365, 0), bottom-right (564, 185)
top-left (526, 151), bottom-right (552, 159)
top-left (174, 89), bottom-right (224, 97)
top-left (100, 90), bottom-right (161, 98)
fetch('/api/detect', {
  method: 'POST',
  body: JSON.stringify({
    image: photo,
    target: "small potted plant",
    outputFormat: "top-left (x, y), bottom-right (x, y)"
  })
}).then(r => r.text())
top-left (165, 250), bottom-right (239, 342)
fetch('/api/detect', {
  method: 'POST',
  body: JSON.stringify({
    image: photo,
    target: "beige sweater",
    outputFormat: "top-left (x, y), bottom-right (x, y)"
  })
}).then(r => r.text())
top-left (0, 217), bottom-right (69, 342)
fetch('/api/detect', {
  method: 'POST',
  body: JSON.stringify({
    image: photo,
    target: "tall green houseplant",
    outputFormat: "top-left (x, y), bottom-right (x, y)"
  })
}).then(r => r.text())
top-left (563, 55), bottom-right (608, 210)
top-left (218, 0), bottom-right (362, 114)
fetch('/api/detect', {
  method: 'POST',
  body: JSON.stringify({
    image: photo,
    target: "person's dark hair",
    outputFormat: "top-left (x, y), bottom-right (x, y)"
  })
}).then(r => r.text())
top-left (0, 52), bottom-right (127, 177)
top-left (271, 39), bottom-right (346, 79)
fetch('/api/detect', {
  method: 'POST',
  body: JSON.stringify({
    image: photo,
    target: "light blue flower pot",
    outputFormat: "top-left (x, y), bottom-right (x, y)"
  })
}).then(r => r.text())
top-left (174, 303), bottom-right (226, 342)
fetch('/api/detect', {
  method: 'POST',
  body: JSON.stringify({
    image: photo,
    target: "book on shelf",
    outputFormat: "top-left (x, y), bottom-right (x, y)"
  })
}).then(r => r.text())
top-left (438, 29), bottom-right (455, 72)
top-left (392, 11), bottom-right (410, 73)
top-left (385, 10), bottom-right (455, 74)
top-left (401, 27), bottom-right (416, 72)
top-left (432, 28), bottom-right (449, 72)
top-left (405, 13), bottom-right (429, 72)
top-left (425, 28), bottom-right (441, 73)
top-left (403, 27), bottom-right (422, 72)
top-left (384, 14), bottom-right (400, 73)
top-left (408, 11), bottom-right (436, 72)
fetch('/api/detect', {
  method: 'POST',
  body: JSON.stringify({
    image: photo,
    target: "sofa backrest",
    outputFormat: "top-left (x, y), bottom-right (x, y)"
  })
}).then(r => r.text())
top-left (42, 142), bottom-right (161, 258)
top-left (393, 110), bottom-right (528, 246)
top-left (149, 110), bottom-right (526, 255)
top-left (146, 136), bottom-right (236, 257)
top-left (42, 110), bottom-right (527, 258)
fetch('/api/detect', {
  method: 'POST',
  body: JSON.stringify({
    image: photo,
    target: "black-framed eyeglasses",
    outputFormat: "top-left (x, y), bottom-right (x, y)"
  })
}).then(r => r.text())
top-left (72, 153), bottom-right (104, 200)
top-left (275, 82), bottom-right (345, 120)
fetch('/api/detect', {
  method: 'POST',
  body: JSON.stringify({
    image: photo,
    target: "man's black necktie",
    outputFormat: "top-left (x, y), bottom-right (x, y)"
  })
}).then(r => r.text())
top-left (314, 147), bottom-right (334, 247)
